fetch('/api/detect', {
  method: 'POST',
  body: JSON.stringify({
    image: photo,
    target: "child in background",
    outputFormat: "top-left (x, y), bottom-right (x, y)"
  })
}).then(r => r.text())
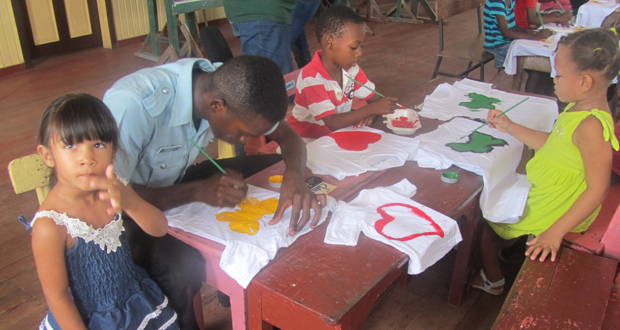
top-left (32, 94), bottom-right (178, 329)
top-left (484, 0), bottom-right (553, 68)
top-left (540, 0), bottom-right (572, 14)
top-left (514, 0), bottom-right (572, 29)
top-left (287, 4), bottom-right (398, 142)
top-left (473, 28), bottom-right (619, 295)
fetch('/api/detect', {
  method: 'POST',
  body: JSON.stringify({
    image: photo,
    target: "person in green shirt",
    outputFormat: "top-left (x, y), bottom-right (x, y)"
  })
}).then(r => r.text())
top-left (224, 0), bottom-right (297, 73)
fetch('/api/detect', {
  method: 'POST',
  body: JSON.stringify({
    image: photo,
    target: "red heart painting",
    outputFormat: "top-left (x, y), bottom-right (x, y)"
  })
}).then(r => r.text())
top-left (375, 203), bottom-right (445, 241)
top-left (328, 131), bottom-right (382, 151)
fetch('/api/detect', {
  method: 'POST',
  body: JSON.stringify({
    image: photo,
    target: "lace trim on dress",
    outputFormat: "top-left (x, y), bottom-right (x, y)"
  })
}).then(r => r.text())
top-left (137, 296), bottom-right (177, 330)
top-left (31, 210), bottom-right (124, 254)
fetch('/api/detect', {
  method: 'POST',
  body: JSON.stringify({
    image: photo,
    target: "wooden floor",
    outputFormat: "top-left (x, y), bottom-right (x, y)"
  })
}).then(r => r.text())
top-left (0, 5), bottom-right (528, 330)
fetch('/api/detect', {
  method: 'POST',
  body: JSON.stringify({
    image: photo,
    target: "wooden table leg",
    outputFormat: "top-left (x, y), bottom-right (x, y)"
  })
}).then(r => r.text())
top-left (448, 198), bottom-right (483, 306)
top-left (248, 283), bottom-right (273, 330)
top-left (512, 57), bottom-right (525, 91)
top-left (230, 283), bottom-right (249, 330)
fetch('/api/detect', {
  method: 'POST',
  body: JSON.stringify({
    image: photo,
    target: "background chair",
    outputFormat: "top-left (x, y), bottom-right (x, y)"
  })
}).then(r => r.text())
top-left (432, 0), bottom-right (494, 82)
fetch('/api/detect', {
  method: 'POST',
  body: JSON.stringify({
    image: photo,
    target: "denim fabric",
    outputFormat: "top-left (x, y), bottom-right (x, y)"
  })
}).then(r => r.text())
top-left (486, 42), bottom-right (512, 68)
top-left (290, 0), bottom-right (321, 68)
top-left (231, 20), bottom-right (294, 74)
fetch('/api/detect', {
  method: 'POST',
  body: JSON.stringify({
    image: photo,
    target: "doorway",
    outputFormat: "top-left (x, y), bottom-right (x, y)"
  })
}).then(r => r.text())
top-left (13, 0), bottom-right (103, 61)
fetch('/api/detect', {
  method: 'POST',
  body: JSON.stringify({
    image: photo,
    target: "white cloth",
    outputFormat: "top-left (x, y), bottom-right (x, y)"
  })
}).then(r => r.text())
top-left (165, 185), bottom-right (336, 288)
top-left (419, 79), bottom-right (558, 132)
top-left (576, 1), bottom-right (619, 28)
top-left (324, 179), bottom-right (462, 274)
top-left (503, 31), bottom-right (564, 76)
top-left (410, 117), bottom-right (532, 223)
top-left (306, 126), bottom-right (420, 180)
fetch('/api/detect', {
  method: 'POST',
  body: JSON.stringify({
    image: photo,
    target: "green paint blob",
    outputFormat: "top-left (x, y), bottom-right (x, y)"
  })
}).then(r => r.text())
top-left (446, 131), bottom-right (508, 153)
top-left (459, 93), bottom-right (502, 111)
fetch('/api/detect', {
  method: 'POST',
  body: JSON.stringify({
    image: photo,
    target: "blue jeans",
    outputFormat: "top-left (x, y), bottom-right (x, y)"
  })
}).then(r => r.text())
top-left (290, 0), bottom-right (320, 68)
top-left (231, 21), bottom-right (293, 74)
top-left (486, 42), bottom-right (512, 68)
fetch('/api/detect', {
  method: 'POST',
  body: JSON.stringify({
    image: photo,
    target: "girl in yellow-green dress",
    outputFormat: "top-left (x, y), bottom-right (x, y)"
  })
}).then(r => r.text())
top-left (473, 28), bottom-right (620, 295)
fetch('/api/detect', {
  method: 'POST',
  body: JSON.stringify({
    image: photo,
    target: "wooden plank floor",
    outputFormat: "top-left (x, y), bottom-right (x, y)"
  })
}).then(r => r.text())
top-left (0, 4), bottom-right (524, 330)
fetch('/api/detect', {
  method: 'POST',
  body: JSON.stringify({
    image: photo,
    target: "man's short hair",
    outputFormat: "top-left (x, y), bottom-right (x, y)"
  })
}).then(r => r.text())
top-left (315, 4), bottom-right (364, 43)
top-left (211, 55), bottom-right (287, 124)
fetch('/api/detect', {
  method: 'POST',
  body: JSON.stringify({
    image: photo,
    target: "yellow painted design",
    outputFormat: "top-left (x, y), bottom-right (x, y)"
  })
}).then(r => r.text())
top-left (216, 197), bottom-right (279, 235)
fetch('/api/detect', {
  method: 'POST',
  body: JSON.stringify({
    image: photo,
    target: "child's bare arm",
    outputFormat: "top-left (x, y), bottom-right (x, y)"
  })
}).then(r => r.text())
top-left (32, 219), bottom-right (88, 330)
top-left (496, 15), bottom-right (552, 40)
top-left (525, 117), bottom-right (612, 261)
top-left (322, 97), bottom-right (397, 131)
top-left (89, 165), bottom-right (168, 237)
top-left (487, 109), bottom-right (550, 150)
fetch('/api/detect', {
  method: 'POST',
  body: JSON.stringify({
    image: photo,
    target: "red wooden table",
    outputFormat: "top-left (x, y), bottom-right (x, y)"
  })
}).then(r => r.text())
top-left (168, 167), bottom-right (388, 330)
top-left (246, 161), bottom-right (482, 330)
top-left (245, 78), bottom-right (487, 330)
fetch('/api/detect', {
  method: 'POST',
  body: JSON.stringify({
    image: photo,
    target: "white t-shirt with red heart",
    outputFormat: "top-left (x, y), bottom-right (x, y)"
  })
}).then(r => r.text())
top-left (325, 179), bottom-right (462, 274)
top-left (306, 127), bottom-right (420, 180)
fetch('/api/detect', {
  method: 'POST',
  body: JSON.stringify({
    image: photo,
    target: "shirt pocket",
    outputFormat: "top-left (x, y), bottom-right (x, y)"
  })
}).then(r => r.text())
top-left (144, 147), bottom-right (188, 188)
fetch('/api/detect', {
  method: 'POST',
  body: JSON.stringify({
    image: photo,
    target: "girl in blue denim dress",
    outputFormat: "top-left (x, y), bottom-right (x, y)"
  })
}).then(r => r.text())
top-left (31, 94), bottom-right (179, 329)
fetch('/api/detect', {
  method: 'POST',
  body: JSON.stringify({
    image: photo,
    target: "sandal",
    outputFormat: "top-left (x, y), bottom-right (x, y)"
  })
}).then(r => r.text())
top-left (472, 269), bottom-right (505, 295)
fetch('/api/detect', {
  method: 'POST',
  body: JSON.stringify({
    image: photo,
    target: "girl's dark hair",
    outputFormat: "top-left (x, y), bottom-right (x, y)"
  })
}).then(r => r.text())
top-left (557, 28), bottom-right (620, 83)
top-left (38, 94), bottom-right (119, 150)
top-left (315, 4), bottom-right (364, 43)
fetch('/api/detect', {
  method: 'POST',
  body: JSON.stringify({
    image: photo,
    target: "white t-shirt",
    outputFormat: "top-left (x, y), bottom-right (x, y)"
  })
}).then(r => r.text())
top-left (165, 185), bottom-right (336, 288)
top-left (306, 126), bottom-right (420, 180)
top-left (410, 117), bottom-right (531, 223)
top-left (325, 179), bottom-right (462, 274)
top-left (419, 79), bottom-right (558, 132)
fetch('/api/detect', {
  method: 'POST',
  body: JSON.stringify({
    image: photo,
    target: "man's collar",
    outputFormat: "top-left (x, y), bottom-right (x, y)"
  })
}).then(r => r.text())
top-left (169, 59), bottom-right (216, 128)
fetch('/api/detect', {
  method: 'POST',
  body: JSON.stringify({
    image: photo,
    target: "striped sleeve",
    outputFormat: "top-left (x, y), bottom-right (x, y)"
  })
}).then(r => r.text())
top-left (352, 67), bottom-right (375, 101)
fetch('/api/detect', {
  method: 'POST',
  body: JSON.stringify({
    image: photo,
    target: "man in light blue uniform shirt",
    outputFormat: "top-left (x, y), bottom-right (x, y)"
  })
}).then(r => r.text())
top-left (104, 56), bottom-right (322, 330)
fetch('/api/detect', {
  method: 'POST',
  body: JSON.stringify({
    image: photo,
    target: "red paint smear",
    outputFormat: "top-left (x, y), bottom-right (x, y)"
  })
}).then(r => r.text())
top-left (375, 203), bottom-right (445, 241)
top-left (391, 116), bottom-right (414, 128)
top-left (328, 131), bottom-right (382, 151)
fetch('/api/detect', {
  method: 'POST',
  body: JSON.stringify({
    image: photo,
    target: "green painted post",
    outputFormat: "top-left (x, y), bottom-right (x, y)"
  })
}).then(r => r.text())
top-left (147, 0), bottom-right (160, 56)
top-left (165, 0), bottom-right (180, 55)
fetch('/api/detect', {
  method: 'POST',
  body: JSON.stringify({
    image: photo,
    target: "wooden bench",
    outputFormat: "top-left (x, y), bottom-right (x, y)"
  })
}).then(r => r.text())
top-left (432, 0), bottom-right (494, 82)
top-left (562, 183), bottom-right (620, 255)
top-left (492, 248), bottom-right (618, 330)
top-left (493, 184), bottom-right (620, 330)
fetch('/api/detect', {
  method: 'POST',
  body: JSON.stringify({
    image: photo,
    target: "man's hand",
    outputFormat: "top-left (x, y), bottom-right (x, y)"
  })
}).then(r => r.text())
top-left (269, 174), bottom-right (326, 235)
top-left (196, 169), bottom-right (248, 208)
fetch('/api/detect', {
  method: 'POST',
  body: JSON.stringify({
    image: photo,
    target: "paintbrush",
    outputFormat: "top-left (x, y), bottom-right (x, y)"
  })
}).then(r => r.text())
top-left (346, 75), bottom-right (406, 109)
top-left (537, 3), bottom-right (545, 28)
top-left (189, 138), bottom-right (228, 174)
top-left (459, 97), bottom-right (530, 139)
top-left (554, 0), bottom-right (566, 13)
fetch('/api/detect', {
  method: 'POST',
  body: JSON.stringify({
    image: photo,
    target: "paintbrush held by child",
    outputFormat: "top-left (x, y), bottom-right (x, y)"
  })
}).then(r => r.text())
top-left (286, 4), bottom-right (399, 142)
top-left (473, 28), bottom-right (619, 296)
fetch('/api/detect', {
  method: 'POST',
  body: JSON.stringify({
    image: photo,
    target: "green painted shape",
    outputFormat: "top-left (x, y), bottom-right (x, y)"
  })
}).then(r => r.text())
top-left (446, 131), bottom-right (508, 153)
top-left (459, 93), bottom-right (502, 111)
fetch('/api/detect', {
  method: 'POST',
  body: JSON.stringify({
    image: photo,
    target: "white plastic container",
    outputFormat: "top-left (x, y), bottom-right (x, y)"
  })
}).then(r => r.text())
top-left (384, 108), bottom-right (422, 135)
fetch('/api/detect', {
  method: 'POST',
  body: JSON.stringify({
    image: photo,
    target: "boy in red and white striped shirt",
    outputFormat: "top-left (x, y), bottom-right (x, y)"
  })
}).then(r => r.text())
top-left (287, 5), bottom-right (398, 142)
